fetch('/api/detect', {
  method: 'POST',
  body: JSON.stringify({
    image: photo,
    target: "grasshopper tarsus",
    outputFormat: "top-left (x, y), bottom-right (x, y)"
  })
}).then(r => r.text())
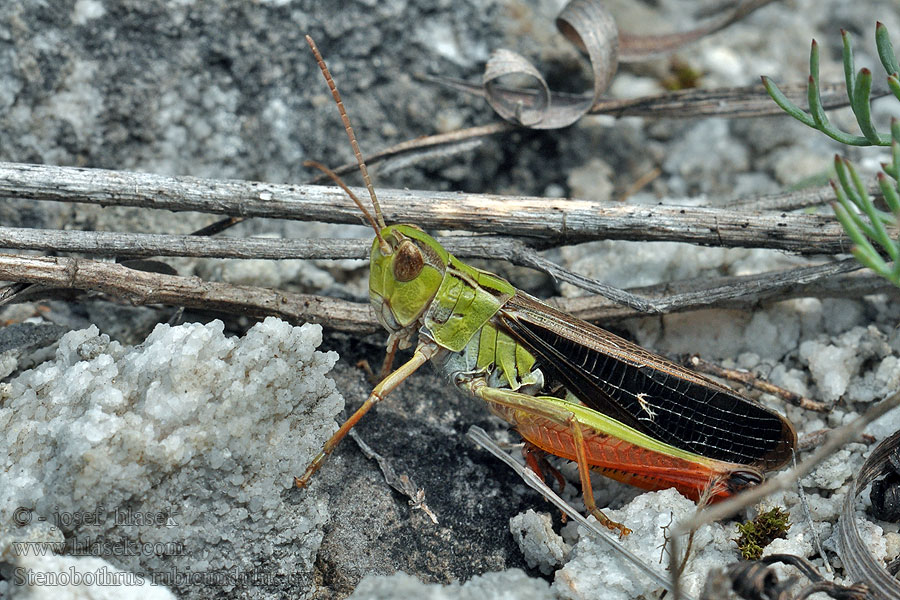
top-left (355, 358), bottom-right (379, 385)
top-left (356, 349), bottom-right (398, 386)
top-left (592, 510), bottom-right (632, 538)
top-left (295, 452), bottom-right (327, 489)
top-left (299, 347), bottom-right (434, 489)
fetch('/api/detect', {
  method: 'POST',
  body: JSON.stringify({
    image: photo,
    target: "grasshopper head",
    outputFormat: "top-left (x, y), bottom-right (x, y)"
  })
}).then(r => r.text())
top-left (369, 224), bottom-right (449, 334)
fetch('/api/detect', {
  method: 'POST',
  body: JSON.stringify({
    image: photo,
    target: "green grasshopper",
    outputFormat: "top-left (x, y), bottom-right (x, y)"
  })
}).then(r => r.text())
top-left (296, 36), bottom-right (797, 534)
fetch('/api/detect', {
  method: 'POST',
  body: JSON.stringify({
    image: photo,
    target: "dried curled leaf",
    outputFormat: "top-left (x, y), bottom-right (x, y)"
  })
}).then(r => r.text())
top-left (838, 429), bottom-right (900, 599)
top-left (476, 0), bottom-right (778, 128)
top-left (482, 0), bottom-right (617, 128)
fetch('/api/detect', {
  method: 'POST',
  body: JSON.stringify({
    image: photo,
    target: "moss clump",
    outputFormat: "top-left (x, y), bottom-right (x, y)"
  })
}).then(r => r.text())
top-left (735, 507), bottom-right (792, 560)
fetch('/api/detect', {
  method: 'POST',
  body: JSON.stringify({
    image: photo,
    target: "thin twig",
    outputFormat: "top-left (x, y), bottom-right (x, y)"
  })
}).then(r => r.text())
top-left (348, 428), bottom-right (438, 524)
top-left (0, 226), bottom-right (369, 260)
top-left (308, 123), bottom-right (514, 182)
top-left (798, 429), bottom-right (876, 452)
top-left (0, 227), bottom-right (668, 312)
top-left (725, 182), bottom-right (883, 212)
top-left (0, 254), bottom-right (894, 333)
top-left (550, 259), bottom-right (895, 322)
top-left (0, 162), bottom-right (853, 252)
top-left (429, 77), bottom-right (879, 120)
top-left (619, 167), bottom-right (662, 202)
top-left (0, 253), bottom-right (380, 333)
top-left (0, 227), bottom-right (875, 315)
top-left (793, 451), bottom-right (831, 573)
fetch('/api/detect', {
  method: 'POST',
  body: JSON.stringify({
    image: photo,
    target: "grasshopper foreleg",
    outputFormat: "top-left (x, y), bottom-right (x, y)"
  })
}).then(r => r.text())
top-left (295, 342), bottom-right (437, 489)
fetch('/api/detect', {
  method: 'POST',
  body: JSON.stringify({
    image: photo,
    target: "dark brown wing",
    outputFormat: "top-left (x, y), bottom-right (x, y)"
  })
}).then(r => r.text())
top-left (496, 291), bottom-right (796, 471)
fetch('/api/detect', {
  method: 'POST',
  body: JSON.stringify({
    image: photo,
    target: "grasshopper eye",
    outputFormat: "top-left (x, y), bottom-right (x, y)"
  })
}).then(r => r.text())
top-left (393, 239), bottom-right (424, 282)
top-left (727, 469), bottom-right (763, 492)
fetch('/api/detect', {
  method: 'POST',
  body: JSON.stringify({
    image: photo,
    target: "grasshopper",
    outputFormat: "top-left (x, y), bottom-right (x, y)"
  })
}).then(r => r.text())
top-left (296, 36), bottom-right (797, 534)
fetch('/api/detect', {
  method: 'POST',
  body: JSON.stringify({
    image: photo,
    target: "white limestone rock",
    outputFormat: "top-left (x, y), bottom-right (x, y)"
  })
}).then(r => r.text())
top-left (0, 318), bottom-right (343, 599)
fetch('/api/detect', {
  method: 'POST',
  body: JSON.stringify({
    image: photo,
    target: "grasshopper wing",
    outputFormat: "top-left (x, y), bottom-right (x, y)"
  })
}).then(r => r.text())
top-left (496, 291), bottom-right (796, 471)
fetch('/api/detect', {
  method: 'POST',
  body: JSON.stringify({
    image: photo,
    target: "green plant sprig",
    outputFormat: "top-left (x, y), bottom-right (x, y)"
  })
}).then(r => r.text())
top-left (763, 23), bottom-right (900, 147)
top-left (830, 120), bottom-right (900, 285)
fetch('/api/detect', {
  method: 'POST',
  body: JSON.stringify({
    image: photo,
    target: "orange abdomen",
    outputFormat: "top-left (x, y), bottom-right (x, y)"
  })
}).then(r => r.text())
top-left (494, 404), bottom-right (756, 503)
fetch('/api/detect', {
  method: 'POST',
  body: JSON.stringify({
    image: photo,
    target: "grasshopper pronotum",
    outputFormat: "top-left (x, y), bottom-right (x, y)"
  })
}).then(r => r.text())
top-left (295, 36), bottom-right (796, 535)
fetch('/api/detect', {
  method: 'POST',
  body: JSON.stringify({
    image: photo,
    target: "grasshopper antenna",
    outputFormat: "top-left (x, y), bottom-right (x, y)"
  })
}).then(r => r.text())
top-left (306, 35), bottom-right (391, 252)
top-left (303, 159), bottom-right (385, 246)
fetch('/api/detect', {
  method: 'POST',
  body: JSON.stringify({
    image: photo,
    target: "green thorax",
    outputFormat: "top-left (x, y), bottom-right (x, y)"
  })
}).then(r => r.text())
top-left (424, 254), bottom-right (515, 351)
top-left (368, 224), bottom-right (515, 351)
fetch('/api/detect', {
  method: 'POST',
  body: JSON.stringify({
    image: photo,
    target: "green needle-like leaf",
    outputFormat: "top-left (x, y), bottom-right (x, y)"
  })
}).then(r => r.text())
top-left (833, 179), bottom-right (879, 242)
top-left (842, 29), bottom-right (856, 99)
top-left (856, 193), bottom-right (898, 261)
top-left (888, 73), bottom-right (900, 103)
top-left (876, 22), bottom-right (900, 76)
top-left (834, 156), bottom-right (857, 202)
top-left (770, 24), bottom-right (900, 286)
top-left (851, 246), bottom-right (892, 279)
top-left (761, 76), bottom-right (816, 127)
top-left (892, 120), bottom-right (900, 179)
top-left (852, 68), bottom-right (891, 144)
top-left (834, 202), bottom-right (883, 260)
top-left (804, 79), bottom-right (870, 145)
top-left (848, 156), bottom-right (871, 204)
top-left (878, 173), bottom-right (900, 215)
top-left (832, 152), bottom-right (900, 283)
top-left (807, 41), bottom-right (830, 129)
top-left (766, 25), bottom-right (893, 147)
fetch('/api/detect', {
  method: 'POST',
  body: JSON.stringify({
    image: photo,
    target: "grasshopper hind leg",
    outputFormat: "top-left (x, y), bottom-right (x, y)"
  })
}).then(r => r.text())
top-left (569, 412), bottom-right (632, 536)
top-left (465, 380), bottom-right (631, 536)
